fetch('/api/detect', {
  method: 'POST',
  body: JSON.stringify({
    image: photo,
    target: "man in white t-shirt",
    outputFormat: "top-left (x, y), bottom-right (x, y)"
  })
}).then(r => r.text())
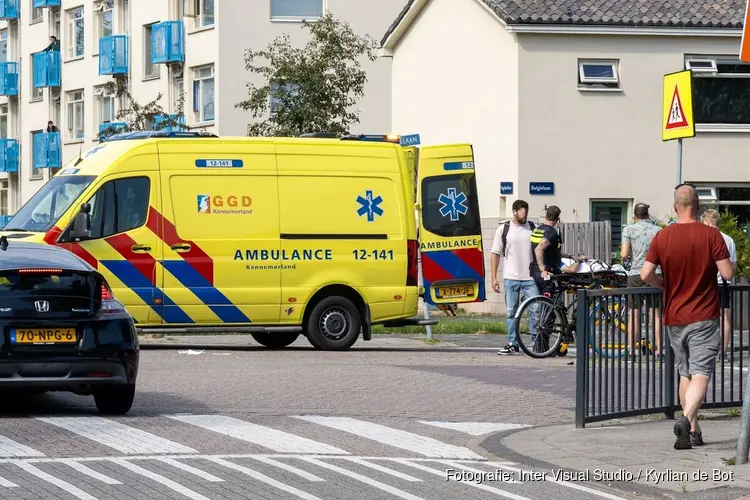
top-left (491, 200), bottom-right (538, 355)
top-left (701, 209), bottom-right (737, 358)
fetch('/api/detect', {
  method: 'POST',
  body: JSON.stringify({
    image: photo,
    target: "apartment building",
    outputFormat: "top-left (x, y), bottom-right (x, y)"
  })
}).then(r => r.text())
top-left (0, 0), bottom-right (406, 222)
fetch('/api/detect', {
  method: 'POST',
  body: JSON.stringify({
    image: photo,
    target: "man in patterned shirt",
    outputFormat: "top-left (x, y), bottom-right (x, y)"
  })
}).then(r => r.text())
top-left (621, 203), bottom-right (662, 357)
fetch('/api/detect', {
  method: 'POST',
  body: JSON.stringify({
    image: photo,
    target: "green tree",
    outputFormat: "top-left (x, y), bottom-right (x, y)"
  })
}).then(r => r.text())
top-left (719, 209), bottom-right (750, 278)
top-left (235, 11), bottom-right (377, 137)
top-left (97, 78), bottom-right (186, 141)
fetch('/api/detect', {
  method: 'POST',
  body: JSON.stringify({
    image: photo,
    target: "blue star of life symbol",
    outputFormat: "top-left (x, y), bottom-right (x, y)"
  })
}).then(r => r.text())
top-left (439, 188), bottom-right (469, 222)
top-left (356, 190), bottom-right (384, 222)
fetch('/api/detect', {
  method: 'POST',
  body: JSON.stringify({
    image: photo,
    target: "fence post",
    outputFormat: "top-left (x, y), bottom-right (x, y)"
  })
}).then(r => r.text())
top-left (575, 288), bottom-right (588, 429)
top-left (736, 367), bottom-right (750, 464)
top-left (663, 293), bottom-right (676, 420)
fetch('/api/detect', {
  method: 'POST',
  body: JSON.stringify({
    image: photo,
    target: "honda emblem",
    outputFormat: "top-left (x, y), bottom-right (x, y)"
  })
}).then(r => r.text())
top-left (34, 301), bottom-right (50, 313)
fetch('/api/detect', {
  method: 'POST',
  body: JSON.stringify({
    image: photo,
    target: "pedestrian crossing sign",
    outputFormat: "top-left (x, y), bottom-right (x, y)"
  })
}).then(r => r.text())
top-left (662, 70), bottom-right (695, 141)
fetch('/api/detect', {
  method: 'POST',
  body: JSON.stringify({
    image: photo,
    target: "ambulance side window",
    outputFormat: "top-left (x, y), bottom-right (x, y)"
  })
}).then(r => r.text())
top-left (421, 174), bottom-right (481, 237)
top-left (87, 177), bottom-right (150, 239)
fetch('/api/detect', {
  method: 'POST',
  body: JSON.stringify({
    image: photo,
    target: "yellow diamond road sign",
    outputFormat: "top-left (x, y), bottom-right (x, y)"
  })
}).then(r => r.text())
top-left (662, 70), bottom-right (695, 141)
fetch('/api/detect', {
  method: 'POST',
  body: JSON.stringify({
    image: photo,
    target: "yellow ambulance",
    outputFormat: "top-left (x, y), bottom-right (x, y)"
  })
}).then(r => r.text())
top-left (1, 131), bottom-right (485, 350)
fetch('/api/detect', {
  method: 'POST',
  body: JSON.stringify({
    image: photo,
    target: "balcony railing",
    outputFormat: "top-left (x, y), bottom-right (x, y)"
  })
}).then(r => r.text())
top-left (33, 132), bottom-right (61, 169)
top-left (98, 35), bottom-right (128, 75)
top-left (0, 139), bottom-right (19, 173)
top-left (0, 62), bottom-right (18, 96)
top-left (0, 0), bottom-right (19, 19)
top-left (99, 122), bottom-right (128, 136)
top-left (152, 21), bottom-right (184, 64)
top-left (0, 215), bottom-right (13, 229)
top-left (33, 50), bottom-right (61, 88)
top-left (152, 114), bottom-right (185, 133)
top-left (32, 0), bottom-right (60, 7)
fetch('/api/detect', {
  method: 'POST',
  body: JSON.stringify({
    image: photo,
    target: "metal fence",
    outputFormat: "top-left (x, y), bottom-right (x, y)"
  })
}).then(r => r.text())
top-left (559, 221), bottom-right (612, 263)
top-left (575, 285), bottom-right (747, 428)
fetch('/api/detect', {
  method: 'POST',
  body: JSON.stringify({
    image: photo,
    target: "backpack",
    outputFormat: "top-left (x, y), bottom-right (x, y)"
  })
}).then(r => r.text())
top-left (501, 220), bottom-right (535, 257)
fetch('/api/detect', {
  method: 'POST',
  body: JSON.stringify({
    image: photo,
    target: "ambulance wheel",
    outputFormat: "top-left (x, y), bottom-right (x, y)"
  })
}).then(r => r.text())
top-left (306, 296), bottom-right (361, 351)
top-left (251, 332), bottom-right (299, 348)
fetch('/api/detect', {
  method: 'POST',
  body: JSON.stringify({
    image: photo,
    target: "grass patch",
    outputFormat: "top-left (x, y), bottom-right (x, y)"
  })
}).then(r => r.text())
top-left (421, 338), bottom-right (440, 345)
top-left (729, 408), bottom-right (741, 418)
top-left (722, 456), bottom-right (736, 466)
top-left (372, 315), bottom-right (507, 335)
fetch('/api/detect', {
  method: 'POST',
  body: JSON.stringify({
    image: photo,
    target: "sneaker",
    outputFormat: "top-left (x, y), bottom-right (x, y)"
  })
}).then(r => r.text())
top-left (673, 416), bottom-right (692, 450)
top-left (497, 344), bottom-right (520, 355)
top-left (690, 430), bottom-right (704, 446)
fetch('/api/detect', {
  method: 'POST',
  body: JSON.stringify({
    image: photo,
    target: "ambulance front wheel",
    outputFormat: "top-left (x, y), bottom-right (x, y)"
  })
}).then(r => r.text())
top-left (251, 332), bottom-right (299, 348)
top-left (306, 296), bottom-right (361, 351)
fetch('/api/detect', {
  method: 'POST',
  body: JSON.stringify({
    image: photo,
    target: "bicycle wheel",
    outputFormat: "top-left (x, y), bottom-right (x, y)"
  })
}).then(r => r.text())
top-left (514, 296), bottom-right (566, 358)
top-left (588, 296), bottom-right (628, 359)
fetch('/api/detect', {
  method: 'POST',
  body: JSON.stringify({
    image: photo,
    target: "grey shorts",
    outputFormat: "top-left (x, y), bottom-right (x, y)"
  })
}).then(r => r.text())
top-left (667, 319), bottom-right (721, 378)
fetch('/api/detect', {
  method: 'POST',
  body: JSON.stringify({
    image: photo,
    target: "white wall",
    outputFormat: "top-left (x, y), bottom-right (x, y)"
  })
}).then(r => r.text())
top-left (388, 0), bottom-right (519, 221)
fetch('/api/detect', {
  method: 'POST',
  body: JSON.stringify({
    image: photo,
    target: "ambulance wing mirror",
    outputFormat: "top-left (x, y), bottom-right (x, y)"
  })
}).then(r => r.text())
top-left (70, 203), bottom-right (92, 240)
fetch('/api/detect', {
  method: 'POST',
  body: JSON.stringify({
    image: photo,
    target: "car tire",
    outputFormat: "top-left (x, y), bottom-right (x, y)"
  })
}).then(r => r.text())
top-left (305, 296), bottom-right (361, 351)
top-left (251, 332), bottom-right (299, 348)
top-left (94, 384), bottom-right (135, 415)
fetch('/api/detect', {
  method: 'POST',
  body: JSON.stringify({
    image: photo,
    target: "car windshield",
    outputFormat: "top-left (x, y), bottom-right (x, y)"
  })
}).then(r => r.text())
top-left (6, 175), bottom-right (96, 233)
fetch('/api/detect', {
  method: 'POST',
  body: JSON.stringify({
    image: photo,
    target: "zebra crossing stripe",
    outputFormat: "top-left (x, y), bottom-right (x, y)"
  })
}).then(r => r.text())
top-left (153, 458), bottom-right (224, 482)
top-left (0, 473), bottom-right (17, 488)
top-left (10, 460), bottom-right (97, 500)
top-left (250, 456), bottom-right (325, 482)
top-left (335, 457), bottom-right (422, 482)
top-left (204, 457), bottom-right (322, 500)
top-left (35, 417), bottom-right (197, 455)
top-left (0, 435), bottom-right (44, 458)
top-left (293, 416), bottom-right (483, 459)
top-left (166, 414), bottom-right (348, 454)
top-left (109, 458), bottom-right (210, 500)
top-left (58, 459), bottom-right (122, 485)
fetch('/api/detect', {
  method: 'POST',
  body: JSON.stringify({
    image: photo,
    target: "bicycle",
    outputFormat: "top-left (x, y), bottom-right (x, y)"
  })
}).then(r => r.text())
top-left (512, 260), bottom-right (629, 359)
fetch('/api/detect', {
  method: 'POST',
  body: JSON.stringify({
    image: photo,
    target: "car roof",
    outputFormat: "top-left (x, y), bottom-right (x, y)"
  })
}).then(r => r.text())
top-left (0, 242), bottom-right (94, 273)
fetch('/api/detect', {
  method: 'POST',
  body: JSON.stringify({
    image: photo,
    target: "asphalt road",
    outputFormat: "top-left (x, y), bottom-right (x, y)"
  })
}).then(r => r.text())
top-left (0, 343), bottom-right (656, 500)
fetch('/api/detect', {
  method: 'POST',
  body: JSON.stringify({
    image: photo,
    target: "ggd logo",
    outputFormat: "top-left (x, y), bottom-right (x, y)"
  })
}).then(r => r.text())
top-left (197, 194), bottom-right (252, 213)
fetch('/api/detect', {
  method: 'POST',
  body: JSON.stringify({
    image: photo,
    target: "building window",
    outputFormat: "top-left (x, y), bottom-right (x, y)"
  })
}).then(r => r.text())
top-left (0, 180), bottom-right (7, 216)
top-left (30, 64), bottom-right (43, 102)
top-left (0, 30), bottom-right (6, 63)
top-left (67, 7), bottom-right (85, 59)
top-left (173, 76), bottom-right (184, 113)
top-left (269, 82), bottom-right (299, 115)
top-left (66, 89), bottom-right (85, 141)
top-left (192, 65), bottom-right (214, 123)
top-left (94, 85), bottom-right (116, 131)
top-left (30, 130), bottom-right (43, 179)
top-left (577, 59), bottom-right (620, 90)
top-left (189, 0), bottom-right (214, 28)
top-left (270, 0), bottom-right (324, 19)
top-left (0, 105), bottom-right (7, 139)
top-left (95, 0), bottom-right (115, 50)
top-left (31, 6), bottom-right (44, 23)
top-left (687, 56), bottom-right (750, 127)
top-left (591, 200), bottom-right (628, 260)
top-left (143, 24), bottom-right (159, 79)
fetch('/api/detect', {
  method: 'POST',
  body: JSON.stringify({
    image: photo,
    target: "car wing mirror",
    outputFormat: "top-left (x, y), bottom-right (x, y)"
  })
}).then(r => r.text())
top-left (70, 203), bottom-right (91, 241)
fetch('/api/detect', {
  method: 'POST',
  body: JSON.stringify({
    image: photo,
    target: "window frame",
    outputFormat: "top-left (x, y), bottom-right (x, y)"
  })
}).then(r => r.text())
top-left (143, 23), bottom-right (159, 80)
top-left (190, 0), bottom-right (214, 29)
top-left (66, 7), bottom-right (85, 59)
top-left (66, 89), bottom-right (85, 142)
top-left (94, 85), bottom-right (116, 133)
top-left (420, 173), bottom-right (482, 238)
top-left (30, 130), bottom-right (44, 180)
top-left (84, 176), bottom-right (151, 240)
top-left (270, 0), bottom-right (325, 21)
top-left (577, 59), bottom-right (620, 91)
top-left (269, 81), bottom-right (300, 116)
top-left (0, 104), bottom-right (7, 139)
top-left (192, 64), bottom-right (215, 123)
top-left (94, 0), bottom-right (115, 53)
top-left (173, 76), bottom-right (184, 113)
top-left (688, 55), bottom-right (750, 131)
top-left (0, 179), bottom-right (7, 217)
top-left (0, 30), bottom-right (7, 64)
top-left (31, 5), bottom-right (44, 24)
top-left (30, 62), bottom-right (44, 102)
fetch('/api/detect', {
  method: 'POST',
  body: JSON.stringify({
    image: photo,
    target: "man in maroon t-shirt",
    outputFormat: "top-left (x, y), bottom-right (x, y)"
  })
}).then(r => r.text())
top-left (641, 185), bottom-right (733, 450)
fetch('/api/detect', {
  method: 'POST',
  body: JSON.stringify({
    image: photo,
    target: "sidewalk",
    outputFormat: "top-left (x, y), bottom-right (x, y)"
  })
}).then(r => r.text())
top-left (482, 414), bottom-right (750, 496)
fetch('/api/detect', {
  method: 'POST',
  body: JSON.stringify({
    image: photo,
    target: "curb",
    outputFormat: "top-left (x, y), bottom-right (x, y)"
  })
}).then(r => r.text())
top-left (137, 342), bottom-right (504, 353)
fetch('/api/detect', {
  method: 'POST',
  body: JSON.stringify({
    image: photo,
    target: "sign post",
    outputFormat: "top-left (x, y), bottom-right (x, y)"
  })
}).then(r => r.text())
top-left (662, 70), bottom-right (695, 186)
top-left (741, 0), bottom-right (750, 63)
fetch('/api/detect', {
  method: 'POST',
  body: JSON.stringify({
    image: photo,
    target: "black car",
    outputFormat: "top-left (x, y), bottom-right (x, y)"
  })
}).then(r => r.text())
top-left (0, 238), bottom-right (138, 414)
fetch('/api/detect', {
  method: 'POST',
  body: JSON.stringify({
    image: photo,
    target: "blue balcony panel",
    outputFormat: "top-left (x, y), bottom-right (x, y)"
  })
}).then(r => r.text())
top-left (33, 50), bottom-right (61, 88)
top-left (32, 0), bottom-right (60, 7)
top-left (0, 215), bottom-right (13, 229)
top-left (0, 62), bottom-right (18, 96)
top-left (99, 122), bottom-right (128, 135)
top-left (152, 114), bottom-right (185, 132)
top-left (33, 132), bottom-right (61, 169)
top-left (152, 21), bottom-right (184, 64)
top-left (0, 139), bottom-right (18, 173)
top-left (0, 0), bottom-right (19, 19)
top-left (99, 35), bottom-right (128, 75)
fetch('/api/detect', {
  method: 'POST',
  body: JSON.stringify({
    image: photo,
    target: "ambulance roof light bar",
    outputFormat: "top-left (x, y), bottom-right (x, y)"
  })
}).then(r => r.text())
top-left (340, 134), bottom-right (401, 143)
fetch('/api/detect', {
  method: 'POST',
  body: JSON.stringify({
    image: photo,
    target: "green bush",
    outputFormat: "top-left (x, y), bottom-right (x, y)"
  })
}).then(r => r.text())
top-left (719, 209), bottom-right (750, 278)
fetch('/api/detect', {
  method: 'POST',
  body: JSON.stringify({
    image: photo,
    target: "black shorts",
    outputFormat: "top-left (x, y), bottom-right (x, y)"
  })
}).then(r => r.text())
top-left (627, 275), bottom-right (658, 308)
top-left (719, 284), bottom-right (730, 309)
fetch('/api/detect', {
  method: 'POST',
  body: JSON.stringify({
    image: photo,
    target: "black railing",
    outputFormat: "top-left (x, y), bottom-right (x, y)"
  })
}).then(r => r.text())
top-left (575, 285), bottom-right (747, 428)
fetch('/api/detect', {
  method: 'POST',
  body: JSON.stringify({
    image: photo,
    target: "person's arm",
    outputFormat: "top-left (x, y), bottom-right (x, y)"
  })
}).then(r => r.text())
top-left (711, 231), bottom-right (733, 282)
top-left (489, 228), bottom-right (503, 293)
top-left (640, 233), bottom-right (663, 287)
top-left (535, 238), bottom-right (549, 276)
top-left (620, 226), bottom-right (630, 260)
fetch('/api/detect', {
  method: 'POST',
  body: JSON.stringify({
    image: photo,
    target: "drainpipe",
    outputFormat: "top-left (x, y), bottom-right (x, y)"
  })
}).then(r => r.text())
top-left (15, 18), bottom-right (21, 210)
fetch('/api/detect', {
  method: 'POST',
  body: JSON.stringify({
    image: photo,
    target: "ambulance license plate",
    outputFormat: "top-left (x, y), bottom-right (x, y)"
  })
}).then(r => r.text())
top-left (10, 328), bottom-right (77, 345)
top-left (436, 285), bottom-right (474, 298)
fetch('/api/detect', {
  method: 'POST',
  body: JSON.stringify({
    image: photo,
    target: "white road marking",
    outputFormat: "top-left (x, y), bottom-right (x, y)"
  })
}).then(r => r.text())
top-left (154, 457), bottom-right (224, 482)
top-left (59, 459), bottom-right (122, 485)
top-left (0, 435), bottom-right (44, 458)
top-left (108, 458), bottom-right (209, 500)
top-left (437, 460), bottom-right (522, 483)
top-left (297, 457), bottom-right (426, 500)
top-left (389, 459), bottom-right (532, 500)
top-left (484, 461), bottom-right (630, 500)
top-left (250, 456), bottom-right (325, 481)
top-left (335, 457), bottom-right (422, 482)
top-left (36, 416), bottom-right (197, 455)
top-left (0, 473), bottom-right (17, 488)
top-left (419, 422), bottom-right (531, 436)
top-left (205, 457), bottom-right (321, 500)
top-left (167, 414), bottom-right (347, 454)
top-left (11, 460), bottom-right (97, 500)
top-left (294, 416), bottom-right (482, 459)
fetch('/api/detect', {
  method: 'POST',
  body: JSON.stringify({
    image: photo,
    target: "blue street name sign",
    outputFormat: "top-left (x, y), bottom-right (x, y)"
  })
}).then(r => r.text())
top-left (400, 134), bottom-right (421, 147)
top-left (500, 182), bottom-right (513, 195)
top-left (529, 182), bottom-right (554, 195)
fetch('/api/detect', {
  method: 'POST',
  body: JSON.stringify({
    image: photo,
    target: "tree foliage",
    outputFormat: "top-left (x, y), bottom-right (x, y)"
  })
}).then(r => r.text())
top-left (97, 78), bottom-right (186, 141)
top-left (718, 209), bottom-right (750, 278)
top-left (235, 11), bottom-right (377, 137)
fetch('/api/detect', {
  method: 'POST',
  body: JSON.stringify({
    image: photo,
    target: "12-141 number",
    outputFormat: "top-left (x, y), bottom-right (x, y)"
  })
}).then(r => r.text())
top-left (353, 250), bottom-right (394, 260)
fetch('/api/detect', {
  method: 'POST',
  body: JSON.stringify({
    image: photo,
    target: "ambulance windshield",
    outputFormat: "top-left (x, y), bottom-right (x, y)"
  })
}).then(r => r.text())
top-left (5, 175), bottom-right (96, 233)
